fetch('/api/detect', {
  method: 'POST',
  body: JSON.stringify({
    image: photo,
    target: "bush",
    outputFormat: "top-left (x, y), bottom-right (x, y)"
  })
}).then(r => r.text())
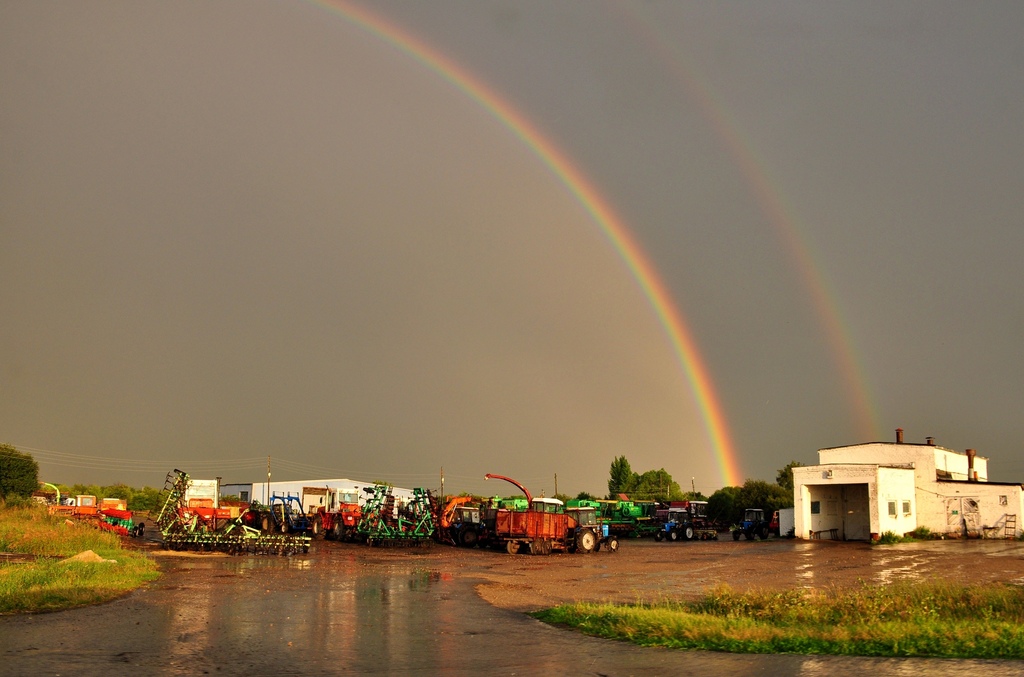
top-left (876, 531), bottom-right (904, 544)
top-left (910, 526), bottom-right (932, 540)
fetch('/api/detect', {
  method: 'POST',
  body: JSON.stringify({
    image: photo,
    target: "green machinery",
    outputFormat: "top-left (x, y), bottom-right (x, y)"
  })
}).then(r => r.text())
top-left (356, 485), bottom-right (435, 546)
top-left (157, 469), bottom-right (310, 555)
top-left (591, 499), bottom-right (661, 538)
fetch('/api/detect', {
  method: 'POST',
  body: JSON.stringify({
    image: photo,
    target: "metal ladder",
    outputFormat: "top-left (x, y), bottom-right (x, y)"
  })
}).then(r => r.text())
top-left (1005, 514), bottom-right (1017, 538)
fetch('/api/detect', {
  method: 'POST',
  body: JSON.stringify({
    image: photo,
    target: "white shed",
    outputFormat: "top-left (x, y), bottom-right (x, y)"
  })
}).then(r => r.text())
top-left (793, 431), bottom-right (1022, 540)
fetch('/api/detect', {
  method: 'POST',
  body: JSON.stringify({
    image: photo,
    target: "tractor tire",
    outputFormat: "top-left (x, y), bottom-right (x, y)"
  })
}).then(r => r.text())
top-left (311, 517), bottom-right (323, 540)
top-left (760, 525), bottom-right (771, 540)
top-left (606, 535), bottom-right (620, 553)
top-left (668, 530), bottom-right (679, 542)
top-left (506, 540), bottom-right (520, 555)
top-left (262, 515), bottom-right (272, 532)
top-left (332, 522), bottom-right (344, 541)
top-left (683, 525), bottom-right (695, 541)
top-left (460, 528), bottom-right (479, 547)
top-left (654, 530), bottom-right (664, 542)
top-left (280, 521), bottom-right (289, 534)
top-left (576, 529), bottom-right (597, 554)
top-left (732, 530), bottom-right (741, 541)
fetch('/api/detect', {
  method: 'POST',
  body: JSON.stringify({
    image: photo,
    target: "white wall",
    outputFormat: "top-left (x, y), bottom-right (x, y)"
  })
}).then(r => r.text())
top-left (875, 466), bottom-right (918, 536)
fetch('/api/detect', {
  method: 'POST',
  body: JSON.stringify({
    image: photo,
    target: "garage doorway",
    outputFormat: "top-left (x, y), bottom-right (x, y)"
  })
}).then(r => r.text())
top-left (841, 484), bottom-right (871, 540)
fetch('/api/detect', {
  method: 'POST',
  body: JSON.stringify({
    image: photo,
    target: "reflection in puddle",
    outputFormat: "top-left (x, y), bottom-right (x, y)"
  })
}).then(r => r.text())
top-left (156, 554), bottom-right (459, 672)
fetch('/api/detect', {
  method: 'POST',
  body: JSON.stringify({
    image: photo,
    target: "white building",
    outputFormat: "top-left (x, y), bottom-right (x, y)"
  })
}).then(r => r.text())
top-left (792, 429), bottom-right (1022, 541)
top-left (219, 478), bottom-right (418, 512)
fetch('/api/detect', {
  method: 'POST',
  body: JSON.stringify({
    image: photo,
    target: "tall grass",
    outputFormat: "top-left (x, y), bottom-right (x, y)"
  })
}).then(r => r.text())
top-left (0, 506), bottom-right (159, 614)
top-left (534, 582), bottom-right (1024, 659)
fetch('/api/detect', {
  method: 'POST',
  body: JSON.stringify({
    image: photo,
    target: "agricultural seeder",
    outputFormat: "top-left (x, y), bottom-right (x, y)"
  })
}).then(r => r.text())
top-left (356, 485), bottom-right (435, 546)
top-left (157, 469), bottom-right (310, 555)
top-left (97, 507), bottom-right (145, 538)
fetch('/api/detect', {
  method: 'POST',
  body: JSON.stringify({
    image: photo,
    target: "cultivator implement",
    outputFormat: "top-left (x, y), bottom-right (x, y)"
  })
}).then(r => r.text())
top-left (158, 469), bottom-right (310, 555)
top-left (356, 485), bottom-right (435, 546)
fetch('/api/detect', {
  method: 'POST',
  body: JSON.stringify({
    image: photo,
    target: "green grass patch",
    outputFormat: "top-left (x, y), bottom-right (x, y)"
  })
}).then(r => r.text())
top-left (0, 506), bottom-right (159, 614)
top-left (533, 582), bottom-right (1024, 659)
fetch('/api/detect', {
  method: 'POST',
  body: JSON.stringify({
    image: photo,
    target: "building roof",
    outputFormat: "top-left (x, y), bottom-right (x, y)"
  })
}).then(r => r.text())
top-left (818, 441), bottom-right (988, 460)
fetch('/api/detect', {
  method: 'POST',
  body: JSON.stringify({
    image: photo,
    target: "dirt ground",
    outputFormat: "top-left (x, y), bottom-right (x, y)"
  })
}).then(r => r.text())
top-left (452, 536), bottom-right (1024, 611)
top-left (148, 535), bottom-right (1024, 613)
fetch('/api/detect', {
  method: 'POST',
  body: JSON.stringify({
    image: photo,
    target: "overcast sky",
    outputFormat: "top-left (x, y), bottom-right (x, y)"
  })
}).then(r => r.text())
top-left (2, 1), bottom-right (1022, 497)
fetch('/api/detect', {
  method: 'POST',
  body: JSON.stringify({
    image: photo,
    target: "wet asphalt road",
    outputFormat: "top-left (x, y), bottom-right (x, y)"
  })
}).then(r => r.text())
top-left (2, 539), bottom-right (1023, 676)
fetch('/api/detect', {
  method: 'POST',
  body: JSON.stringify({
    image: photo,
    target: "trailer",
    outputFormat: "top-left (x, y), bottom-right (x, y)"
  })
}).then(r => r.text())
top-left (484, 474), bottom-right (578, 555)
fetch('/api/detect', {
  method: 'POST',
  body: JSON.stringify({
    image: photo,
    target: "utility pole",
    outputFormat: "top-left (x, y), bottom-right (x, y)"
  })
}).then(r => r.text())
top-left (554, 473), bottom-right (558, 498)
top-left (440, 466), bottom-right (445, 501)
top-left (266, 456), bottom-right (271, 504)
top-left (692, 477), bottom-right (696, 496)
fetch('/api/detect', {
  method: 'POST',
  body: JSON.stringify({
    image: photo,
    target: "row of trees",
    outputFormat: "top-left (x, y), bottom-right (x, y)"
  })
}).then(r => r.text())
top-left (606, 456), bottom-right (804, 526)
top-left (0, 444), bottom-right (167, 511)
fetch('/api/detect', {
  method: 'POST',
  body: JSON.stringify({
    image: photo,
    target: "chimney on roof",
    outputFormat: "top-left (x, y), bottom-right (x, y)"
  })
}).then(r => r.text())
top-left (926, 436), bottom-right (935, 446)
top-left (895, 428), bottom-right (904, 444)
top-left (966, 449), bottom-right (976, 482)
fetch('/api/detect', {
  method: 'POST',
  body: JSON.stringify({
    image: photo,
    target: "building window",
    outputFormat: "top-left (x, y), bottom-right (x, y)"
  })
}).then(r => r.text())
top-left (888, 501), bottom-right (897, 517)
top-left (240, 491), bottom-right (249, 502)
top-left (903, 500), bottom-right (911, 516)
top-left (810, 501), bottom-right (821, 515)
top-left (1000, 495), bottom-right (1008, 506)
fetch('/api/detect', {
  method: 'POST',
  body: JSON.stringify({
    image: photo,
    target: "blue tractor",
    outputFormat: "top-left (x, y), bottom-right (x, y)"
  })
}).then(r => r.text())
top-left (732, 508), bottom-right (771, 540)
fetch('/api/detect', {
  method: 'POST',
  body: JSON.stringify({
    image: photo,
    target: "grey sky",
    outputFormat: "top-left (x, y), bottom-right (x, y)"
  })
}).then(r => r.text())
top-left (2, 1), bottom-right (1022, 496)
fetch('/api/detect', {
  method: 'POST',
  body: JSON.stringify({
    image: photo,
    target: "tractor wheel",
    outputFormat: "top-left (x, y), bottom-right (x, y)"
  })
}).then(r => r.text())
top-left (683, 526), bottom-right (695, 541)
top-left (311, 517), bottom-right (323, 539)
top-left (331, 522), bottom-right (344, 541)
top-left (668, 530), bottom-right (679, 542)
top-left (576, 529), bottom-right (597, 553)
top-left (506, 540), bottom-right (520, 555)
top-left (606, 536), bottom-right (619, 553)
top-left (654, 530), bottom-right (664, 542)
top-left (760, 525), bottom-right (771, 540)
top-left (280, 521), bottom-right (289, 534)
top-left (732, 530), bottom-right (741, 541)
top-left (460, 528), bottom-right (478, 547)
top-left (261, 515), bottom-right (271, 532)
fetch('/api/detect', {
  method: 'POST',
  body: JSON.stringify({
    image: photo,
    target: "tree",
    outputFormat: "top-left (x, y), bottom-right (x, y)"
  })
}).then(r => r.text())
top-left (0, 443), bottom-right (39, 501)
top-left (708, 485), bottom-right (742, 524)
top-left (776, 460), bottom-right (804, 492)
top-left (629, 469), bottom-right (683, 502)
top-left (607, 456), bottom-right (636, 497)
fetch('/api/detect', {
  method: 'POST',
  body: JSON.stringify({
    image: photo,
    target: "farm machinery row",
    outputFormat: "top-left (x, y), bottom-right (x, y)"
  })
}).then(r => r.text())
top-left (434, 474), bottom-right (619, 555)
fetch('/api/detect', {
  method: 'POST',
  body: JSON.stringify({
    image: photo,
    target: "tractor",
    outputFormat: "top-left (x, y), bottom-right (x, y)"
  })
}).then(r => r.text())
top-left (565, 503), bottom-right (619, 553)
top-left (732, 508), bottom-right (771, 540)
